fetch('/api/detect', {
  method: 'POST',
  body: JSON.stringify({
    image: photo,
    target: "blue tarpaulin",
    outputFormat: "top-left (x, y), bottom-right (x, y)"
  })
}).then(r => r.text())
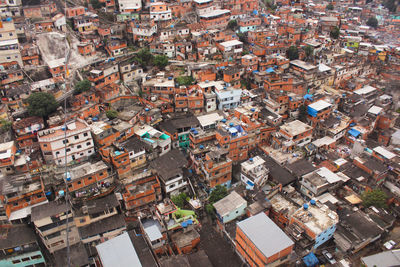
top-left (304, 94), bottom-right (313, 100)
top-left (307, 106), bottom-right (318, 117)
top-left (266, 67), bottom-right (275, 73)
top-left (348, 128), bottom-right (361, 137)
top-left (303, 253), bottom-right (319, 267)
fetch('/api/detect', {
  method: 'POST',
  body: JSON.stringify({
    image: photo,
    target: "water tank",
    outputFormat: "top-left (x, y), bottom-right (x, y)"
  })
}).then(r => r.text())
top-left (303, 203), bottom-right (309, 210)
top-left (310, 199), bottom-right (316, 205)
top-left (229, 122), bottom-right (234, 127)
top-left (58, 190), bottom-right (65, 197)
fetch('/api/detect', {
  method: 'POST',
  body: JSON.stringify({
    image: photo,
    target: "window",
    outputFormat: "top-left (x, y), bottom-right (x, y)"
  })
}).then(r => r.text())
top-left (88, 150), bottom-right (92, 153)
top-left (77, 145), bottom-right (82, 149)
top-left (80, 218), bottom-right (86, 223)
top-left (77, 181), bottom-right (82, 185)
top-left (86, 142), bottom-right (91, 146)
top-left (83, 133), bottom-right (88, 137)
top-left (74, 135), bottom-right (79, 140)
top-left (66, 148), bottom-right (71, 152)
top-left (31, 254), bottom-right (43, 260)
top-left (12, 260), bottom-right (21, 264)
top-left (88, 177), bottom-right (93, 180)
top-left (63, 140), bottom-right (69, 144)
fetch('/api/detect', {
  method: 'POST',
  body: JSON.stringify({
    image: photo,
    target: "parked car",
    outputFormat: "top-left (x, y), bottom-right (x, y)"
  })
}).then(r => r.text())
top-left (322, 250), bottom-right (337, 265)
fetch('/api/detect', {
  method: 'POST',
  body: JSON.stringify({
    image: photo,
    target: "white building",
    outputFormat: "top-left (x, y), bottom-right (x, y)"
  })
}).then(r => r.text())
top-left (0, 19), bottom-right (22, 67)
top-left (133, 124), bottom-right (171, 156)
top-left (150, 2), bottom-right (171, 22)
top-left (241, 156), bottom-right (269, 189)
top-left (38, 119), bottom-right (95, 166)
top-left (118, 0), bottom-right (142, 13)
top-left (214, 85), bottom-right (242, 110)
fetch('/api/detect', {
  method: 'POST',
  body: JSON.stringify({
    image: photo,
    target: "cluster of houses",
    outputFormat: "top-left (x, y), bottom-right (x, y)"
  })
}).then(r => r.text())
top-left (0, 0), bottom-right (399, 266)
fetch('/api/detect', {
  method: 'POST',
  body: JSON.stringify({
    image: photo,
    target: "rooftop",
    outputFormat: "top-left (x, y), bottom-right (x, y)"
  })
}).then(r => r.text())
top-left (292, 202), bottom-right (338, 235)
top-left (213, 191), bottom-right (247, 217)
top-left (0, 225), bottom-right (36, 250)
top-left (280, 120), bottom-right (312, 137)
top-left (37, 119), bottom-right (90, 141)
top-left (31, 200), bottom-right (70, 222)
top-left (199, 9), bottom-right (230, 18)
top-left (67, 161), bottom-right (108, 181)
top-left (96, 232), bottom-right (142, 267)
top-left (290, 60), bottom-right (317, 71)
top-left (308, 100), bottom-right (332, 112)
top-left (220, 39), bottom-right (243, 48)
top-left (237, 212), bottom-right (294, 258)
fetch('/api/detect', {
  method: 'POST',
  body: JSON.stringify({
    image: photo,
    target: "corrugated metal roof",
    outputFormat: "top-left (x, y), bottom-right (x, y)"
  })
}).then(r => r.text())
top-left (237, 213), bottom-right (293, 258)
top-left (96, 232), bottom-right (142, 267)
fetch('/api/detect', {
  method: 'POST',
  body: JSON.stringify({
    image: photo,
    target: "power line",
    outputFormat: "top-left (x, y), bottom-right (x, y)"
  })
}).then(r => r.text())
top-left (63, 0), bottom-right (71, 265)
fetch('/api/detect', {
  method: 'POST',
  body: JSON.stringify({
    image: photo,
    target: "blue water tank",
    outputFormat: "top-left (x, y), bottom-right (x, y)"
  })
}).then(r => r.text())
top-left (303, 203), bottom-right (309, 210)
top-left (145, 108), bottom-right (150, 111)
top-left (250, 108), bottom-right (255, 112)
top-left (45, 191), bottom-right (52, 196)
top-left (249, 157), bottom-right (253, 162)
top-left (229, 122), bottom-right (234, 127)
top-left (58, 190), bottom-right (65, 197)
top-left (310, 199), bottom-right (316, 205)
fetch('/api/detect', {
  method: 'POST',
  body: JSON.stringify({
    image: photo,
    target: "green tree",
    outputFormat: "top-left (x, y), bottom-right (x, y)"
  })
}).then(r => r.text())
top-left (326, 3), bottom-right (334, 10)
top-left (304, 45), bottom-right (314, 60)
top-left (241, 78), bottom-right (251, 90)
top-left (237, 32), bottom-right (247, 44)
top-left (330, 26), bottom-right (340, 39)
top-left (205, 204), bottom-right (215, 217)
top-left (367, 17), bottom-right (378, 28)
top-left (361, 189), bottom-right (388, 208)
top-left (384, 0), bottom-right (397, 12)
top-left (298, 105), bottom-right (308, 122)
top-left (74, 79), bottom-right (91, 95)
top-left (0, 119), bottom-right (11, 133)
top-left (90, 0), bottom-right (104, 9)
top-left (209, 185), bottom-right (228, 204)
top-left (286, 46), bottom-right (299, 60)
top-left (106, 109), bottom-right (118, 120)
top-left (135, 48), bottom-right (154, 68)
top-left (228, 20), bottom-right (238, 31)
top-left (27, 92), bottom-right (58, 120)
top-left (171, 193), bottom-right (188, 208)
top-left (176, 76), bottom-right (194, 86)
top-left (153, 55), bottom-right (169, 70)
